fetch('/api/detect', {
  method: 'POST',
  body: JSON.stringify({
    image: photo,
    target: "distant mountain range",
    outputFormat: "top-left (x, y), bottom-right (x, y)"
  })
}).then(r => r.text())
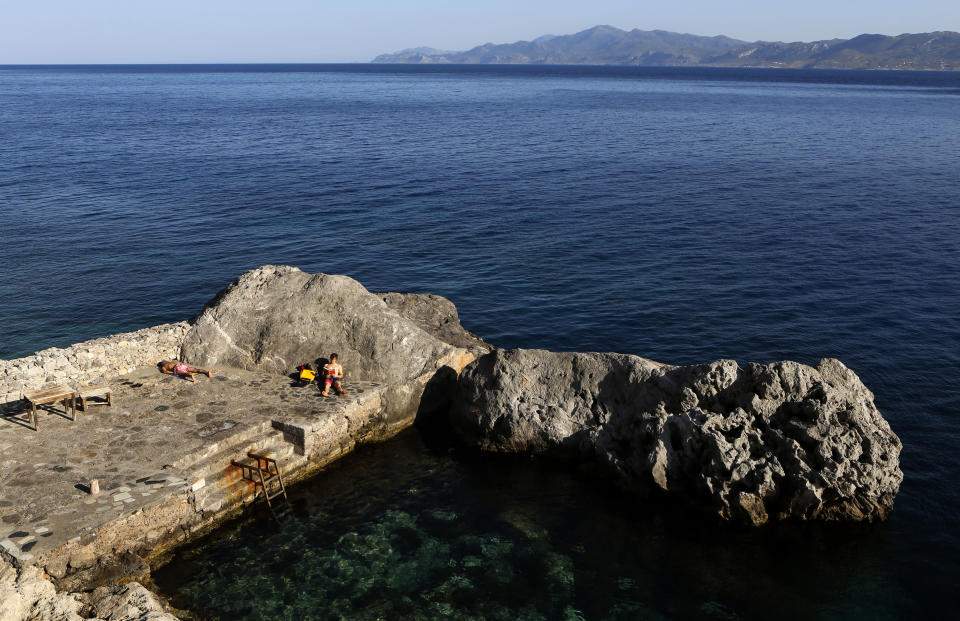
top-left (373, 25), bottom-right (960, 70)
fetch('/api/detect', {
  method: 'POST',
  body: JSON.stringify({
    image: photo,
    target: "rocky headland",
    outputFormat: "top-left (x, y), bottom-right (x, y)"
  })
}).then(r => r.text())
top-left (0, 266), bottom-right (903, 619)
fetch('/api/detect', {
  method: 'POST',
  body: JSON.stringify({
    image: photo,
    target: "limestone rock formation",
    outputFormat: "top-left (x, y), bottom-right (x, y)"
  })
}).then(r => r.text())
top-left (451, 349), bottom-right (903, 524)
top-left (86, 583), bottom-right (178, 621)
top-left (180, 266), bottom-right (487, 426)
top-left (378, 292), bottom-right (487, 351)
top-left (0, 556), bottom-right (176, 621)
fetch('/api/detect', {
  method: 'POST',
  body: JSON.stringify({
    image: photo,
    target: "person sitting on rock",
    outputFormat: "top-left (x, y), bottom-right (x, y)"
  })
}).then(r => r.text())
top-left (321, 353), bottom-right (345, 397)
top-left (159, 360), bottom-right (213, 383)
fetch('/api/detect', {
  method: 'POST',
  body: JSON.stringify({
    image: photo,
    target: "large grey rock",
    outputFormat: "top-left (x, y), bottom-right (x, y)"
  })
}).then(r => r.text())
top-left (180, 266), bottom-right (483, 426)
top-left (451, 349), bottom-right (903, 524)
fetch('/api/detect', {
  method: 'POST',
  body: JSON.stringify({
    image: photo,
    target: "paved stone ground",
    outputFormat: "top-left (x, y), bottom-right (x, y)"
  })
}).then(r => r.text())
top-left (0, 365), bottom-right (382, 563)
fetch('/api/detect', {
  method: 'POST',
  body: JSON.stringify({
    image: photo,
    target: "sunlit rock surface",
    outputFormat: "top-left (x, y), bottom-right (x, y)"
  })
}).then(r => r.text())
top-left (180, 265), bottom-right (487, 425)
top-left (451, 349), bottom-right (903, 524)
top-left (0, 556), bottom-right (177, 621)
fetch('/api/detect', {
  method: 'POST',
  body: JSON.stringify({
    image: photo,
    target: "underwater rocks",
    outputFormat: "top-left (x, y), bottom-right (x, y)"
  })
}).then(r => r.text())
top-left (451, 349), bottom-right (903, 525)
top-left (164, 508), bottom-right (581, 620)
top-left (180, 265), bottom-right (488, 426)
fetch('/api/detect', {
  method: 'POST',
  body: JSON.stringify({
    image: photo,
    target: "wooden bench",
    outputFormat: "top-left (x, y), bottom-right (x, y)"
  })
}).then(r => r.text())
top-left (77, 385), bottom-right (113, 410)
top-left (22, 385), bottom-right (77, 431)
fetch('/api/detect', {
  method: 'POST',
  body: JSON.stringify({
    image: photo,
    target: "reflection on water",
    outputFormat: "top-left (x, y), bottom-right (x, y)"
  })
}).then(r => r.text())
top-left (153, 426), bottom-right (910, 620)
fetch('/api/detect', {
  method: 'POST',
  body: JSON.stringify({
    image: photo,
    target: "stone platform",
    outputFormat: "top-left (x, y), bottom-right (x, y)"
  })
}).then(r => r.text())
top-left (0, 365), bottom-right (389, 571)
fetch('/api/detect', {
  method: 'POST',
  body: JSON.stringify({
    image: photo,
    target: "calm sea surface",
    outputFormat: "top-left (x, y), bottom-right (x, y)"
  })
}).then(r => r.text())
top-left (2, 64), bottom-right (959, 618)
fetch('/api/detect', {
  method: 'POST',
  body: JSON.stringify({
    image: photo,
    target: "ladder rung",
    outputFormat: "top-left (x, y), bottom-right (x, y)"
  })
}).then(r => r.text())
top-left (248, 452), bottom-right (277, 462)
top-left (234, 449), bottom-right (288, 506)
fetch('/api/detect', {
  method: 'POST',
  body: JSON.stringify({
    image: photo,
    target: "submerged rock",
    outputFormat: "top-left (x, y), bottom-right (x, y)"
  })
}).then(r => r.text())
top-left (451, 349), bottom-right (903, 524)
top-left (180, 265), bottom-right (488, 426)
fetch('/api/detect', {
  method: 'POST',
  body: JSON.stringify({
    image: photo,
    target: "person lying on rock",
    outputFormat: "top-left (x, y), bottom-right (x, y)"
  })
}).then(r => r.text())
top-left (321, 353), bottom-right (345, 397)
top-left (158, 360), bottom-right (213, 383)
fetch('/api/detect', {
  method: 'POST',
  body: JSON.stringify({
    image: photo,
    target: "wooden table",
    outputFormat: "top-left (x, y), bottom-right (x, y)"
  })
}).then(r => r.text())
top-left (23, 385), bottom-right (77, 431)
top-left (77, 385), bottom-right (113, 410)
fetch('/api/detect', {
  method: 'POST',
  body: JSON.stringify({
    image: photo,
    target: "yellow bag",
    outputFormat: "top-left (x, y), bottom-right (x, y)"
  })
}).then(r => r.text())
top-left (299, 369), bottom-right (316, 382)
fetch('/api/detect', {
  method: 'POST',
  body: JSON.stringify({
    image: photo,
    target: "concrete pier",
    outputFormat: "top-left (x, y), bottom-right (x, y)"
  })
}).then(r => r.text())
top-left (0, 364), bottom-right (396, 583)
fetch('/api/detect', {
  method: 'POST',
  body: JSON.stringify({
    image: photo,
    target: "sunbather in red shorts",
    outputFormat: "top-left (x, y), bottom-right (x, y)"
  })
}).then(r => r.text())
top-left (159, 360), bottom-right (213, 383)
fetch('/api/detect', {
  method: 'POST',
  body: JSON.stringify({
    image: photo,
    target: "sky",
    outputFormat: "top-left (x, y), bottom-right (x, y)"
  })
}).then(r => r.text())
top-left (1, 0), bottom-right (957, 64)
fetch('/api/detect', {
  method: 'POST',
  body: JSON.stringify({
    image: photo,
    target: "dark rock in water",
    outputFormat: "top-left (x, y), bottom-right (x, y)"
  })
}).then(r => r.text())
top-left (451, 349), bottom-right (903, 524)
top-left (378, 292), bottom-right (489, 351)
top-left (180, 265), bottom-right (487, 425)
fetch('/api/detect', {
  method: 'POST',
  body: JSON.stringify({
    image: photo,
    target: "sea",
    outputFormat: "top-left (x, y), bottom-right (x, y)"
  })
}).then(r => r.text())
top-left (1, 64), bottom-right (958, 619)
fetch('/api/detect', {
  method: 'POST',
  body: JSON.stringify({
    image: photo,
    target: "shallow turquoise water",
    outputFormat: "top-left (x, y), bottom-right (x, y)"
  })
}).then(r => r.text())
top-left (153, 428), bottom-right (909, 620)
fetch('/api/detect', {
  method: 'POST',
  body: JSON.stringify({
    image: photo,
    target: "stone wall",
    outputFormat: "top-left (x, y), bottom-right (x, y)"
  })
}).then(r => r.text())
top-left (0, 322), bottom-right (190, 412)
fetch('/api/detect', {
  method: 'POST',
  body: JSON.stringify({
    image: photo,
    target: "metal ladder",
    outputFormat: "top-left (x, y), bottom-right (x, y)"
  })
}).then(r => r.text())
top-left (244, 451), bottom-right (289, 508)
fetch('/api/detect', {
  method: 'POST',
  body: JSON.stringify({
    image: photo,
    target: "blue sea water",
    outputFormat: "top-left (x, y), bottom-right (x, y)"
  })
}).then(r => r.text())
top-left (1, 64), bottom-right (959, 618)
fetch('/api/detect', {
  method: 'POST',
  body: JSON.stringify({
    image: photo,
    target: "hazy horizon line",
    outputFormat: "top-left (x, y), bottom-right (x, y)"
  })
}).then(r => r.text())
top-left (4, 24), bottom-right (959, 66)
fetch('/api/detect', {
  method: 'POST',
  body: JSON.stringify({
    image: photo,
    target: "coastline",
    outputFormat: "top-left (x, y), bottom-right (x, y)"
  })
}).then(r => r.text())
top-left (3, 60), bottom-right (956, 616)
top-left (1, 334), bottom-right (476, 619)
top-left (2, 267), bottom-right (486, 620)
top-left (0, 266), bottom-right (903, 619)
